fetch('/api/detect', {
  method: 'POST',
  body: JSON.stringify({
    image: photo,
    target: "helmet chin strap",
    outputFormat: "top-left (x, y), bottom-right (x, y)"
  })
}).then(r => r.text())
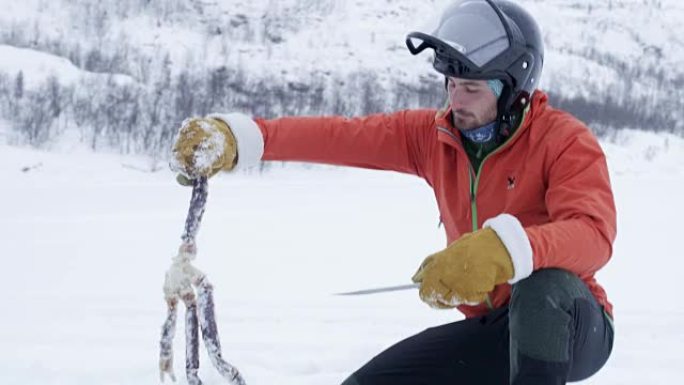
top-left (495, 84), bottom-right (526, 139)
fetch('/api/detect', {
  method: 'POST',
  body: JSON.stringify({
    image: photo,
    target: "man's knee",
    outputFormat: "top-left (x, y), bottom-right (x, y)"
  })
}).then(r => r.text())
top-left (509, 268), bottom-right (586, 363)
top-left (511, 268), bottom-right (589, 311)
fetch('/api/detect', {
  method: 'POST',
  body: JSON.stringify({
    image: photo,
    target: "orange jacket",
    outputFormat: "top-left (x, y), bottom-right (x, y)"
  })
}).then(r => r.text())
top-left (251, 91), bottom-right (617, 318)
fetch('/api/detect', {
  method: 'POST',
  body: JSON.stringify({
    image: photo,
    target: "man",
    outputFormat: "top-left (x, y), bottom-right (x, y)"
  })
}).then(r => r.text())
top-left (171, 1), bottom-right (615, 384)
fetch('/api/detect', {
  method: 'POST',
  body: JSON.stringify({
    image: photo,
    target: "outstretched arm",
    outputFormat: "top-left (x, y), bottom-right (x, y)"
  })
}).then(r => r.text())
top-left (212, 110), bottom-right (437, 178)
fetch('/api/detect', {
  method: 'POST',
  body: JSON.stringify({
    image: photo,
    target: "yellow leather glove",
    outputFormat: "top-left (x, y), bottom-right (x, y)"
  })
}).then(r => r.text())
top-left (411, 228), bottom-right (514, 308)
top-left (171, 117), bottom-right (238, 185)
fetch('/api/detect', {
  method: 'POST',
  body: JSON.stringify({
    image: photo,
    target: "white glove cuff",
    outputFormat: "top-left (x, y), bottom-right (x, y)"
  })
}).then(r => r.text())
top-left (484, 213), bottom-right (534, 284)
top-left (209, 113), bottom-right (264, 171)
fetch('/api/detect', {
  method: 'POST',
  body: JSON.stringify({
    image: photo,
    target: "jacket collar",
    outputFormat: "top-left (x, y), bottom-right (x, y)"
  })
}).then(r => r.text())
top-left (435, 90), bottom-right (548, 150)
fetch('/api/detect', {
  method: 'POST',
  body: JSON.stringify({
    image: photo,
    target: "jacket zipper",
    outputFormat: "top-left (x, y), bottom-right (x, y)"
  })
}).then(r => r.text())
top-left (466, 111), bottom-right (530, 311)
top-left (469, 165), bottom-right (494, 310)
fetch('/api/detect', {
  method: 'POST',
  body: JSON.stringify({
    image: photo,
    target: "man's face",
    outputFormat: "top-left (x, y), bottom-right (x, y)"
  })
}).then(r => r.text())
top-left (447, 77), bottom-right (498, 130)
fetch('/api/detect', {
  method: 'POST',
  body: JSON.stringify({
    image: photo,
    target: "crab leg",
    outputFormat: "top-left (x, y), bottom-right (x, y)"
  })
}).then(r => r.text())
top-left (181, 177), bottom-right (208, 244)
top-left (183, 294), bottom-right (203, 385)
top-left (159, 299), bottom-right (178, 382)
top-left (196, 277), bottom-right (247, 385)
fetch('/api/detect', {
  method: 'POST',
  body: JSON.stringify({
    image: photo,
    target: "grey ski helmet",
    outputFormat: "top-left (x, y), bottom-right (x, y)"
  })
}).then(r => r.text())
top-left (407, 0), bottom-right (544, 130)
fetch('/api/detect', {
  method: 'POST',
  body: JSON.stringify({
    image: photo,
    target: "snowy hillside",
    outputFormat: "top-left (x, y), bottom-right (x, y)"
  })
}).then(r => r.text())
top-left (1, 128), bottom-right (683, 384)
top-left (0, 0), bottom-right (682, 152)
top-left (3, 0), bottom-right (682, 87)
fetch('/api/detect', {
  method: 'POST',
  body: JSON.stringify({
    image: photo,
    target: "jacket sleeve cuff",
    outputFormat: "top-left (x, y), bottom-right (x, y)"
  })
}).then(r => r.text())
top-left (208, 113), bottom-right (264, 171)
top-left (483, 213), bottom-right (534, 284)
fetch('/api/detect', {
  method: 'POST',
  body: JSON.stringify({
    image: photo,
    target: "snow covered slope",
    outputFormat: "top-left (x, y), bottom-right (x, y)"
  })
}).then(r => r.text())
top-left (6, 0), bottom-right (682, 80)
top-left (1, 129), bottom-right (683, 384)
top-left (1, 0), bottom-right (682, 132)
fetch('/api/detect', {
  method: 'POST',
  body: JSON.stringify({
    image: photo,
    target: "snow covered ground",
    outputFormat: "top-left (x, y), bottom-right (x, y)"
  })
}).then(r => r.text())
top-left (1, 128), bottom-right (683, 384)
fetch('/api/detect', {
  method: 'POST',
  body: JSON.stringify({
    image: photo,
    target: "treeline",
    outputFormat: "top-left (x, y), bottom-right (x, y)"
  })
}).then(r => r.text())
top-left (2, 63), bottom-right (680, 157)
top-left (546, 45), bottom-right (684, 136)
top-left (0, 66), bottom-right (445, 153)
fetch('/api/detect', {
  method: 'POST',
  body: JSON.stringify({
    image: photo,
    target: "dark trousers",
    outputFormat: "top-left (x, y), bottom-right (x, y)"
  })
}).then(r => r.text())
top-left (342, 269), bottom-right (614, 385)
